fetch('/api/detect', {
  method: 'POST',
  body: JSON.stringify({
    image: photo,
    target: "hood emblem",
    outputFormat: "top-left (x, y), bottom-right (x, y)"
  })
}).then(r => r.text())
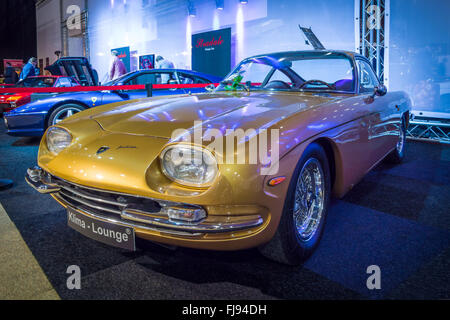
top-left (96, 146), bottom-right (110, 155)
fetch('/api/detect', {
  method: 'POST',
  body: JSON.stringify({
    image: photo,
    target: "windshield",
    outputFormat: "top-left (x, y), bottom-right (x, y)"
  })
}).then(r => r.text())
top-left (216, 53), bottom-right (355, 93)
top-left (17, 77), bottom-right (56, 88)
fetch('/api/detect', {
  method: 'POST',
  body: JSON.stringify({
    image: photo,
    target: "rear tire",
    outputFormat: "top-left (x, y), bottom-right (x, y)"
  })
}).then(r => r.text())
top-left (385, 116), bottom-right (407, 164)
top-left (47, 104), bottom-right (85, 127)
top-left (258, 143), bottom-right (331, 265)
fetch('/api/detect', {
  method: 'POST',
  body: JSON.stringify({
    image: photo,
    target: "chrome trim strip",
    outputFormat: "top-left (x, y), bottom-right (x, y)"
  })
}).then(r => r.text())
top-left (27, 166), bottom-right (265, 234)
top-left (59, 190), bottom-right (123, 215)
top-left (120, 210), bottom-right (263, 232)
top-left (59, 184), bottom-right (127, 208)
top-left (54, 194), bottom-right (202, 237)
top-left (25, 174), bottom-right (60, 194)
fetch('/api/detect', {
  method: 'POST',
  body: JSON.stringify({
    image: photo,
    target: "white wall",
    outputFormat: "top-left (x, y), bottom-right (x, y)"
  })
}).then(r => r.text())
top-left (87, 0), bottom-right (355, 81)
top-left (36, 0), bottom-right (61, 66)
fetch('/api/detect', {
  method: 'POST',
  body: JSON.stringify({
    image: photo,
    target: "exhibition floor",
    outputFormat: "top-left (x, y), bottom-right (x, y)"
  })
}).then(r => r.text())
top-left (0, 121), bottom-right (449, 300)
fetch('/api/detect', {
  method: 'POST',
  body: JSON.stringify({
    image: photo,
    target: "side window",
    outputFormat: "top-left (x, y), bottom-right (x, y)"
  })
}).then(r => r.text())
top-left (357, 60), bottom-right (379, 93)
top-left (56, 77), bottom-right (71, 87)
top-left (177, 73), bottom-right (195, 84)
top-left (128, 72), bottom-right (177, 85)
top-left (178, 72), bottom-right (209, 84)
top-left (127, 73), bottom-right (157, 85)
top-left (156, 72), bottom-right (178, 84)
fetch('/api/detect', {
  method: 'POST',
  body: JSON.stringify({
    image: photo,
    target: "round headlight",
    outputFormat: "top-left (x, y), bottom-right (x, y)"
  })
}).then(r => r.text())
top-left (46, 127), bottom-right (72, 154)
top-left (160, 145), bottom-right (218, 187)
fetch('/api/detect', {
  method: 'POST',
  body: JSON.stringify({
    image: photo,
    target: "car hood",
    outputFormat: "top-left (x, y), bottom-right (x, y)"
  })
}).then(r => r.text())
top-left (91, 91), bottom-right (338, 139)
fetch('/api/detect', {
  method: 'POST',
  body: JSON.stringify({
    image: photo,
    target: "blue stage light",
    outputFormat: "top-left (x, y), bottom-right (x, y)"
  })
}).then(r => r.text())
top-left (188, 0), bottom-right (196, 17)
top-left (216, 0), bottom-right (224, 10)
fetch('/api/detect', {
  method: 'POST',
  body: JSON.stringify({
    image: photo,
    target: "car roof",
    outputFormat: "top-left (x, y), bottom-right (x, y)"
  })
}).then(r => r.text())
top-left (244, 50), bottom-right (366, 62)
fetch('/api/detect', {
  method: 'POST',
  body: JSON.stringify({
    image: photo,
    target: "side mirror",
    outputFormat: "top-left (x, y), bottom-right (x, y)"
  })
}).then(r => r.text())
top-left (374, 84), bottom-right (387, 97)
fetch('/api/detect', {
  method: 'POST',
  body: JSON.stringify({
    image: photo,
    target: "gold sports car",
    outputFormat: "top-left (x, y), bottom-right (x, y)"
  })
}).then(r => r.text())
top-left (26, 51), bottom-right (411, 264)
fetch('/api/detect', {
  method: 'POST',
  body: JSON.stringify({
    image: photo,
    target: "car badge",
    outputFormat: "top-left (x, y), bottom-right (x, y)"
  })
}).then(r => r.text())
top-left (96, 146), bottom-right (110, 155)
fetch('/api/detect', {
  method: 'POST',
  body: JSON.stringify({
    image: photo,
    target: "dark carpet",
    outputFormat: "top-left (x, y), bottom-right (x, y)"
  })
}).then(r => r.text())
top-left (0, 121), bottom-right (449, 300)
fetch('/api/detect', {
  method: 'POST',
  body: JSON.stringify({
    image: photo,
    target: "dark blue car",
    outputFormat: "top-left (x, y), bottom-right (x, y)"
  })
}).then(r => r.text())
top-left (4, 69), bottom-right (221, 137)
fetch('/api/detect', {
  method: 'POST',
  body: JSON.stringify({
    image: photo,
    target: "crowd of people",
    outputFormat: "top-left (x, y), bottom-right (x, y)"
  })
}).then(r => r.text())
top-left (2, 57), bottom-right (40, 84)
top-left (2, 52), bottom-right (175, 85)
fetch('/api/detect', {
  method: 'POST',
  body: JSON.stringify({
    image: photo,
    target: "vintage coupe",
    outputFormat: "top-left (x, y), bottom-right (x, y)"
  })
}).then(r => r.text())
top-left (26, 51), bottom-right (411, 264)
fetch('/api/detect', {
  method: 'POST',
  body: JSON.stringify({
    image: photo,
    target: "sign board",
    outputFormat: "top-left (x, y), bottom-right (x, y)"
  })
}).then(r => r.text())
top-left (111, 46), bottom-right (131, 73)
top-left (139, 54), bottom-right (155, 70)
top-left (3, 59), bottom-right (24, 70)
top-left (192, 28), bottom-right (231, 78)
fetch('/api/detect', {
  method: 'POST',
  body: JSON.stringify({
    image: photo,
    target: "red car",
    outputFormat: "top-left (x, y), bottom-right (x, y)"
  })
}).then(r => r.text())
top-left (0, 75), bottom-right (80, 115)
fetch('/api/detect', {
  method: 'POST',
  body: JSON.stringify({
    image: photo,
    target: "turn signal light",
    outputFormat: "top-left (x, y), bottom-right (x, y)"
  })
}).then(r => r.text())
top-left (162, 206), bottom-right (207, 223)
top-left (268, 176), bottom-right (286, 186)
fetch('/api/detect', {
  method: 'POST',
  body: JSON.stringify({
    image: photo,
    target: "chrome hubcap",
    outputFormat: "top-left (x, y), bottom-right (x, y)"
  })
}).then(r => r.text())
top-left (396, 125), bottom-right (405, 154)
top-left (53, 107), bottom-right (80, 124)
top-left (293, 158), bottom-right (325, 241)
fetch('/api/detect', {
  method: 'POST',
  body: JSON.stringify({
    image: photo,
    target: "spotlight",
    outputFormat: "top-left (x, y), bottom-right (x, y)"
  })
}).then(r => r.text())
top-left (239, 0), bottom-right (248, 4)
top-left (188, 0), bottom-right (196, 17)
top-left (216, 0), bottom-right (224, 10)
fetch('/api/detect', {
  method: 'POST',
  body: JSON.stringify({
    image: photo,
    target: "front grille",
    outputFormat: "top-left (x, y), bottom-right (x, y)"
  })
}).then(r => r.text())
top-left (54, 177), bottom-right (162, 219)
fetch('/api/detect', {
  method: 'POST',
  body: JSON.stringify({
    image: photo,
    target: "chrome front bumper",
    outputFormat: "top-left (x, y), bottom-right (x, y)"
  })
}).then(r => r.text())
top-left (26, 166), bottom-right (263, 235)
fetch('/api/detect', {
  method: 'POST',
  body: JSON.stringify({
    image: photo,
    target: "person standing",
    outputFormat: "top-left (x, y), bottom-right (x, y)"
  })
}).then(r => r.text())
top-left (19, 57), bottom-right (37, 81)
top-left (155, 55), bottom-right (174, 84)
top-left (155, 55), bottom-right (174, 69)
top-left (109, 50), bottom-right (127, 80)
top-left (4, 62), bottom-right (19, 84)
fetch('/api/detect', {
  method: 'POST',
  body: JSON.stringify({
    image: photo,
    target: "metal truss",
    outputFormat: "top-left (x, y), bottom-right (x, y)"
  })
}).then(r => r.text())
top-left (355, 0), bottom-right (390, 88)
top-left (406, 111), bottom-right (450, 144)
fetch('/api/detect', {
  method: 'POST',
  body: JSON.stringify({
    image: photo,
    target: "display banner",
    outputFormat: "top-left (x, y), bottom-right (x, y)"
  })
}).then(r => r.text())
top-left (3, 59), bottom-right (24, 70)
top-left (192, 28), bottom-right (231, 78)
top-left (139, 54), bottom-right (155, 70)
top-left (111, 46), bottom-right (130, 72)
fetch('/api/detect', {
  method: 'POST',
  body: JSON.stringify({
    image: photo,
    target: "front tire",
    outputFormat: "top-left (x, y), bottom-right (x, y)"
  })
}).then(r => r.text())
top-left (48, 104), bottom-right (85, 127)
top-left (259, 143), bottom-right (331, 265)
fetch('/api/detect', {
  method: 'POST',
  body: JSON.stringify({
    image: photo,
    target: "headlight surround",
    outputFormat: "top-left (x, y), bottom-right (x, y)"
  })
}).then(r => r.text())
top-left (160, 144), bottom-right (218, 187)
top-left (46, 127), bottom-right (72, 154)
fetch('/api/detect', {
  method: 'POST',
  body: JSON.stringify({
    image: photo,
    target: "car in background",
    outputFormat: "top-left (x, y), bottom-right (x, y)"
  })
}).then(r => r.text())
top-left (0, 76), bottom-right (80, 116)
top-left (4, 69), bottom-right (222, 136)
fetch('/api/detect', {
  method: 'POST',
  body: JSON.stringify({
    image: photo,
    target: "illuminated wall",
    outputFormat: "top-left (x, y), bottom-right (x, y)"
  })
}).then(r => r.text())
top-left (87, 0), bottom-right (355, 83)
top-left (389, 0), bottom-right (450, 113)
top-left (36, 0), bottom-right (61, 65)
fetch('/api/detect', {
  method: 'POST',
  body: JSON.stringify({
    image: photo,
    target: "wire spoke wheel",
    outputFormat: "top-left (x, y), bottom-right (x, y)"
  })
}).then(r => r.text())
top-left (396, 123), bottom-right (406, 154)
top-left (293, 158), bottom-right (325, 241)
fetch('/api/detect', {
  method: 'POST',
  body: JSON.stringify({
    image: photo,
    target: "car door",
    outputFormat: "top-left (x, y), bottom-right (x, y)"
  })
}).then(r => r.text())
top-left (100, 71), bottom-right (185, 105)
top-left (128, 71), bottom-right (187, 97)
top-left (355, 58), bottom-right (395, 163)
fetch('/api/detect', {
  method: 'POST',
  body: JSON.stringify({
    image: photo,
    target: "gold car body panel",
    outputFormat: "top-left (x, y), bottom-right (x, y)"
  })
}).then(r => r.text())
top-left (35, 55), bottom-right (411, 250)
